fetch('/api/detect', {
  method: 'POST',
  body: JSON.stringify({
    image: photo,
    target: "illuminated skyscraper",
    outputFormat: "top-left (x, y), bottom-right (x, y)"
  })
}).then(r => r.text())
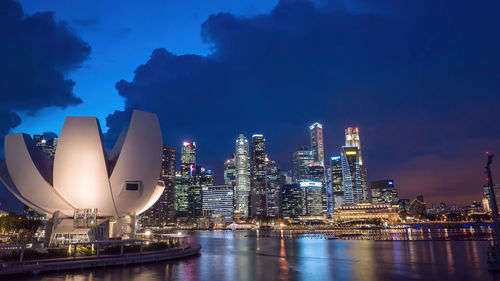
top-left (224, 156), bottom-right (236, 187)
top-left (235, 134), bottom-right (251, 218)
top-left (180, 141), bottom-right (196, 177)
top-left (266, 159), bottom-right (281, 218)
top-left (345, 127), bottom-right (362, 164)
top-left (251, 134), bottom-right (267, 218)
top-left (341, 146), bottom-right (365, 205)
top-left (309, 123), bottom-right (325, 165)
top-left (345, 127), bottom-right (367, 196)
top-left (330, 156), bottom-right (344, 207)
top-left (293, 147), bottom-right (314, 182)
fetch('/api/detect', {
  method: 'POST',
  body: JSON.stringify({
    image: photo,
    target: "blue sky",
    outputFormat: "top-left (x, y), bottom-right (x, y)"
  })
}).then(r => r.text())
top-left (15, 0), bottom-right (277, 135)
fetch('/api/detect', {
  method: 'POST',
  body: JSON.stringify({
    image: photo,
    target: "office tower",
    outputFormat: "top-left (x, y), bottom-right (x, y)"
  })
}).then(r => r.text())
top-left (341, 146), bottom-right (364, 205)
top-left (189, 167), bottom-right (213, 219)
top-left (202, 185), bottom-right (234, 222)
top-left (293, 147), bottom-right (314, 182)
top-left (370, 179), bottom-right (398, 204)
top-left (300, 181), bottom-right (324, 216)
top-left (345, 127), bottom-right (368, 200)
top-left (282, 183), bottom-right (302, 219)
top-left (330, 156), bottom-right (344, 207)
top-left (235, 134), bottom-right (251, 218)
top-left (251, 134), bottom-right (267, 218)
top-left (266, 159), bottom-right (281, 218)
top-left (180, 141), bottom-right (196, 177)
top-left (147, 145), bottom-right (176, 226)
top-left (174, 172), bottom-right (190, 218)
top-left (224, 156), bottom-right (236, 188)
top-left (309, 123), bottom-right (325, 164)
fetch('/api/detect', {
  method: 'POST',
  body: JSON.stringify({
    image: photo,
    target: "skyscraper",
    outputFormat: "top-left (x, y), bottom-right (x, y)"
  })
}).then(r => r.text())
top-left (251, 134), bottom-right (267, 218)
top-left (345, 127), bottom-right (367, 198)
top-left (330, 156), bottom-right (344, 207)
top-left (224, 156), bottom-right (236, 187)
top-left (266, 159), bottom-right (281, 218)
top-left (149, 145), bottom-right (176, 225)
top-left (309, 123), bottom-right (325, 165)
top-left (293, 147), bottom-right (314, 182)
top-left (180, 141), bottom-right (196, 177)
top-left (282, 183), bottom-right (302, 219)
top-left (341, 146), bottom-right (364, 205)
top-left (235, 134), bottom-right (251, 218)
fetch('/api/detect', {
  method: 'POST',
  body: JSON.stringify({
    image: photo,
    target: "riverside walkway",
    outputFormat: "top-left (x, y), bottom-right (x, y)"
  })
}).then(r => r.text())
top-left (0, 239), bottom-right (201, 277)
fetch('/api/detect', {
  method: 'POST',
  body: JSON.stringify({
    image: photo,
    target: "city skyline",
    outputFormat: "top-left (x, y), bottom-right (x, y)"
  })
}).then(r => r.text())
top-left (1, 0), bottom-right (500, 210)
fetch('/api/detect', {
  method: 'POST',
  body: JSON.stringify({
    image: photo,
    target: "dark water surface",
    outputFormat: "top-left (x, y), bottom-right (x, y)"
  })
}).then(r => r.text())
top-left (18, 230), bottom-right (500, 281)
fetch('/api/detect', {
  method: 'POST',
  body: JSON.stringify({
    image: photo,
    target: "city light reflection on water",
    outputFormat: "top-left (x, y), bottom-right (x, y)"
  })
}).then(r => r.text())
top-left (19, 230), bottom-right (500, 281)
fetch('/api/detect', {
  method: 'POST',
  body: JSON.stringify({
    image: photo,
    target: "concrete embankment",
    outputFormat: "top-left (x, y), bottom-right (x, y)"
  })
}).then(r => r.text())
top-left (0, 244), bottom-right (201, 277)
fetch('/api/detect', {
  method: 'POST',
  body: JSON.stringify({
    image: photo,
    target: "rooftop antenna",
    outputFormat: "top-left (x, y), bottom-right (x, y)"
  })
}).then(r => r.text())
top-left (486, 152), bottom-right (500, 270)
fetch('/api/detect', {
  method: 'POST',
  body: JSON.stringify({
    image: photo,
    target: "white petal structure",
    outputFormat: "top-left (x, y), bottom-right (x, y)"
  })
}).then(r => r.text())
top-left (0, 110), bottom-right (163, 219)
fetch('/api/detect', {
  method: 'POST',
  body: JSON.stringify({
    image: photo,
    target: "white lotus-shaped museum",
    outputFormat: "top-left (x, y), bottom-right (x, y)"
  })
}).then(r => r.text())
top-left (0, 110), bottom-right (164, 222)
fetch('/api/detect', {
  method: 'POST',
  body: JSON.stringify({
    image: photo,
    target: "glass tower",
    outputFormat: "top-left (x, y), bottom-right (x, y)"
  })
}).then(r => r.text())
top-left (251, 134), bottom-right (267, 218)
top-left (235, 134), bottom-right (251, 218)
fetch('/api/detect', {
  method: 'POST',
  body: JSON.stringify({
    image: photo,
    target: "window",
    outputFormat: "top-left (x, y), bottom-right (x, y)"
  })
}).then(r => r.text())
top-left (126, 183), bottom-right (139, 191)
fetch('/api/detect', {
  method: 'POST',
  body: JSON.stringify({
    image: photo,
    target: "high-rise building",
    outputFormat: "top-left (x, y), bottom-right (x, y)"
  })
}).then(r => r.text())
top-left (293, 147), bottom-right (314, 182)
top-left (341, 146), bottom-right (365, 205)
top-left (345, 127), bottom-right (368, 200)
top-left (202, 185), bottom-right (234, 222)
top-left (251, 134), bottom-right (267, 218)
top-left (224, 156), bottom-right (236, 187)
top-left (282, 183), bottom-right (302, 219)
top-left (309, 123), bottom-right (325, 164)
top-left (180, 141), bottom-right (196, 177)
top-left (266, 159), bottom-right (281, 218)
top-left (147, 145), bottom-right (176, 226)
top-left (330, 156), bottom-right (344, 208)
top-left (189, 167), bottom-right (213, 219)
top-left (370, 179), bottom-right (398, 204)
top-left (300, 181), bottom-right (324, 216)
top-left (235, 134), bottom-right (251, 218)
top-left (174, 172), bottom-right (190, 218)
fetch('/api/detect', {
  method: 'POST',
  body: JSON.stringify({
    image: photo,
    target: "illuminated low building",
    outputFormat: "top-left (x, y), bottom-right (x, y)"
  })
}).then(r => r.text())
top-left (332, 203), bottom-right (400, 222)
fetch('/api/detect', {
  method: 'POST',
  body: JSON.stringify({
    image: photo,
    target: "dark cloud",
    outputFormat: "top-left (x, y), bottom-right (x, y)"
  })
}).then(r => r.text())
top-left (106, 0), bottom-right (500, 205)
top-left (0, 0), bottom-right (90, 211)
top-left (0, 0), bottom-right (90, 140)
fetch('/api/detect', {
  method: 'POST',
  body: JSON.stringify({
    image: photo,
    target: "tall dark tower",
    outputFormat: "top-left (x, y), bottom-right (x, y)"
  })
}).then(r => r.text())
top-left (251, 134), bottom-right (267, 219)
top-left (160, 146), bottom-right (176, 223)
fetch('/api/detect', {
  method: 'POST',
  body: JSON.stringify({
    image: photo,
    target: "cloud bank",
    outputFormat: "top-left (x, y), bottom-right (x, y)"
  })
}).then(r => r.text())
top-left (106, 0), bottom-right (499, 204)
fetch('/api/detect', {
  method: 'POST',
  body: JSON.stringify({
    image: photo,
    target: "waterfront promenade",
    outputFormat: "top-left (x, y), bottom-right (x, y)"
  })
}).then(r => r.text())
top-left (0, 244), bottom-right (201, 277)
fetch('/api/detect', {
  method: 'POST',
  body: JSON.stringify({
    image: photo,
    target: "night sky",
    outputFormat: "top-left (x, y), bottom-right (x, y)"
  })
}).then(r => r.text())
top-left (1, 0), bottom-right (499, 211)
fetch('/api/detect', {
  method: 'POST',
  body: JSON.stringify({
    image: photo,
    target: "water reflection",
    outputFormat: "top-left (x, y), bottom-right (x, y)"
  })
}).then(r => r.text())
top-left (17, 230), bottom-right (500, 281)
